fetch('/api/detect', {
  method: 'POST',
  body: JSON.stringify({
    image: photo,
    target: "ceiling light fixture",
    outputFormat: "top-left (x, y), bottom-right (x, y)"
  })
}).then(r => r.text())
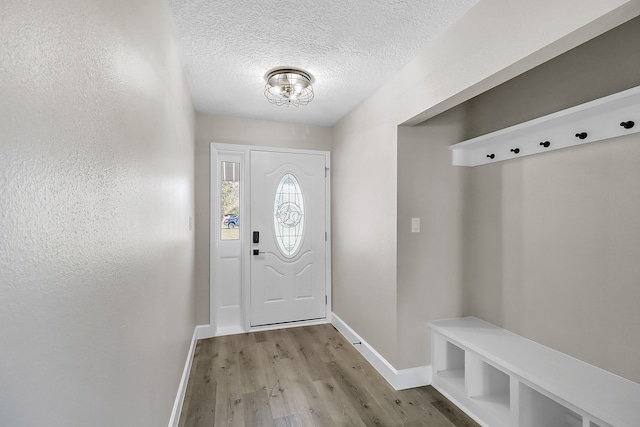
top-left (264, 68), bottom-right (314, 107)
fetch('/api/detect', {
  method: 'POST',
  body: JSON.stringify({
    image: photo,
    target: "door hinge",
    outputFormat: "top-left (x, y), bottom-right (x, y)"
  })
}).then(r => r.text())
top-left (325, 231), bottom-right (327, 241)
top-left (325, 167), bottom-right (329, 177)
top-left (325, 295), bottom-right (328, 305)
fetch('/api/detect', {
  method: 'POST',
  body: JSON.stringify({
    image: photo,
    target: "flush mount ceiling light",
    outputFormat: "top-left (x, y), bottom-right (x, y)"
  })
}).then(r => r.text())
top-left (264, 68), bottom-right (314, 107)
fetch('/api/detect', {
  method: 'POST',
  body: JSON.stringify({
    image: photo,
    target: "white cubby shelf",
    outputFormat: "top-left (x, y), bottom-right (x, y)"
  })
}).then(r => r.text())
top-left (429, 317), bottom-right (640, 427)
top-left (450, 85), bottom-right (640, 167)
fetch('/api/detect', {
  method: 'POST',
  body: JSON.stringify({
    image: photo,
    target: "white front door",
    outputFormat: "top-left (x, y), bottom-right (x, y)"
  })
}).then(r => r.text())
top-left (250, 150), bottom-right (327, 327)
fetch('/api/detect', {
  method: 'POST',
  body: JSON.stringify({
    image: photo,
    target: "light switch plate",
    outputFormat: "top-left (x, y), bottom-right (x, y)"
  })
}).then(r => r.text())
top-left (411, 217), bottom-right (420, 233)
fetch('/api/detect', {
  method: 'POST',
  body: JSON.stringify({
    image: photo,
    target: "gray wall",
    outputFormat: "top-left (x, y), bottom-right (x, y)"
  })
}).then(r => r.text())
top-left (396, 107), bottom-right (469, 369)
top-left (396, 14), bottom-right (640, 382)
top-left (0, 1), bottom-right (195, 426)
top-left (333, 119), bottom-right (400, 364)
top-left (332, 0), bottom-right (634, 369)
top-left (462, 17), bottom-right (640, 382)
top-left (194, 114), bottom-right (332, 325)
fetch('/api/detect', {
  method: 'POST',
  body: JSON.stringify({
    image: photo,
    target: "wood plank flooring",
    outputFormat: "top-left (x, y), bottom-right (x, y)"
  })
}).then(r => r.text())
top-left (179, 324), bottom-right (479, 427)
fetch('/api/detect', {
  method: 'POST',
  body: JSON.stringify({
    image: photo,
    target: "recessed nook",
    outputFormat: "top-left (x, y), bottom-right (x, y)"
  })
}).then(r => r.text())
top-left (433, 334), bottom-right (466, 395)
top-left (466, 355), bottom-right (510, 425)
top-left (519, 384), bottom-right (582, 427)
top-left (430, 317), bottom-right (640, 427)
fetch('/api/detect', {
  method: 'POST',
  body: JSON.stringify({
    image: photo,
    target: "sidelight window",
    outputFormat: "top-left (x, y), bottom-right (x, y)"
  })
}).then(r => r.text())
top-left (220, 161), bottom-right (240, 241)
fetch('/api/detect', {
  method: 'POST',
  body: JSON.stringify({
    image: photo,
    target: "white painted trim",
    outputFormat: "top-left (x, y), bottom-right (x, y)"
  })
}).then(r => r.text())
top-left (209, 148), bottom-right (219, 332)
top-left (324, 155), bottom-right (332, 324)
top-left (196, 324), bottom-right (216, 340)
top-left (210, 143), bottom-right (332, 334)
top-left (210, 149), bottom-right (246, 334)
top-left (331, 313), bottom-right (431, 390)
top-left (395, 365), bottom-right (433, 390)
top-left (217, 305), bottom-right (242, 330)
top-left (213, 143), bottom-right (330, 157)
top-left (168, 326), bottom-right (199, 427)
top-left (215, 325), bottom-right (245, 337)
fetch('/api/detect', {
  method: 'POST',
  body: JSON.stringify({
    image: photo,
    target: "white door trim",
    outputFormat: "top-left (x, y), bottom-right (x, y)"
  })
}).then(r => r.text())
top-left (209, 143), bottom-right (331, 335)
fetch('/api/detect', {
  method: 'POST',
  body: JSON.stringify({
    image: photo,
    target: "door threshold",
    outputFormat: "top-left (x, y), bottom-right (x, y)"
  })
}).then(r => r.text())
top-left (249, 317), bottom-right (327, 333)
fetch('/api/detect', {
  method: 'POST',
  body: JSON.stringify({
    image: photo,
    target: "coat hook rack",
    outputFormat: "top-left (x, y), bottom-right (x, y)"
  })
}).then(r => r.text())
top-left (449, 86), bottom-right (640, 167)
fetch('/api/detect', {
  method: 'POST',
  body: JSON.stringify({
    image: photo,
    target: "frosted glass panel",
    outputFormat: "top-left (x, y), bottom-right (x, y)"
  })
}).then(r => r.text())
top-left (273, 173), bottom-right (304, 257)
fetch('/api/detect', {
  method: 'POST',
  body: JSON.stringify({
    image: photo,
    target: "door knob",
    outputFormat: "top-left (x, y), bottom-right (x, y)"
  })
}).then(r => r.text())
top-left (253, 249), bottom-right (265, 256)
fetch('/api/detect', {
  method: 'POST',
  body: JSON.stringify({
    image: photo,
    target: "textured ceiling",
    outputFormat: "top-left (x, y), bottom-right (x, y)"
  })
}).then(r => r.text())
top-left (167, 0), bottom-right (479, 127)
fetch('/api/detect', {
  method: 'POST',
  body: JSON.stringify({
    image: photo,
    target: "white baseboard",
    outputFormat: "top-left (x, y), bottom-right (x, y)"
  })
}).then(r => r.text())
top-left (168, 326), bottom-right (199, 427)
top-left (395, 364), bottom-right (432, 390)
top-left (331, 313), bottom-right (431, 390)
top-left (196, 324), bottom-right (216, 340)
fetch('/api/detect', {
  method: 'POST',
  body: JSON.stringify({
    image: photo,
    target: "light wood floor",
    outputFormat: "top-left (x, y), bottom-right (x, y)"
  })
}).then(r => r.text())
top-left (179, 324), bottom-right (479, 427)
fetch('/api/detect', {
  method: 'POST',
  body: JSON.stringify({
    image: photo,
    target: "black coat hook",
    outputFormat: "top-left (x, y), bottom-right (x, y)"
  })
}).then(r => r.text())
top-left (539, 141), bottom-right (550, 148)
top-left (487, 154), bottom-right (495, 159)
top-left (575, 132), bottom-right (588, 139)
top-left (620, 121), bottom-right (635, 129)
top-left (511, 148), bottom-right (520, 154)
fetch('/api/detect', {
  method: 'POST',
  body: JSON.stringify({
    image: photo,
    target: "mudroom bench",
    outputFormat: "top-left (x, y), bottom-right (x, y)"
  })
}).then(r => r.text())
top-left (429, 317), bottom-right (640, 427)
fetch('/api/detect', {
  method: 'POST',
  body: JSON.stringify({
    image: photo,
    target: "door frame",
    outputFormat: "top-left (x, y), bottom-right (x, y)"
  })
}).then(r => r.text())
top-left (210, 143), bottom-right (332, 334)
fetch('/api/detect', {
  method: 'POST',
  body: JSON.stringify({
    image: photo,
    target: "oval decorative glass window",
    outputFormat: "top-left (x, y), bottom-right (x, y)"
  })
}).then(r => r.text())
top-left (273, 173), bottom-right (305, 257)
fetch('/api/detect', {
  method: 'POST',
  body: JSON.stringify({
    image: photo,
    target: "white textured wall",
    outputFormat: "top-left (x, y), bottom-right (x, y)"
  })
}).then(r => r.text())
top-left (0, 1), bottom-right (195, 426)
top-left (194, 114), bottom-right (332, 325)
top-left (332, 0), bottom-right (638, 369)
